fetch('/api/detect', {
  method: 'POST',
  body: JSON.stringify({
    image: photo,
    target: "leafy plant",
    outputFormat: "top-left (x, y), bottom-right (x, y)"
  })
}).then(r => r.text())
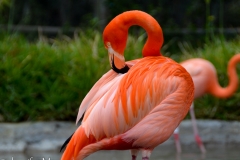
top-left (1, 33), bottom-right (240, 122)
top-left (0, 31), bottom-right (143, 122)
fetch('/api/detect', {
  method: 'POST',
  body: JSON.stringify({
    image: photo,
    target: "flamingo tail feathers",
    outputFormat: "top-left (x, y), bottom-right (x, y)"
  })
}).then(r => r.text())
top-left (61, 126), bottom-right (96, 160)
top-left (61, 128), bottom-right (135, 160)
top-left (77, 135), bottom-right (134, 160)
top-left (60, 132), bottom-right (74, 152)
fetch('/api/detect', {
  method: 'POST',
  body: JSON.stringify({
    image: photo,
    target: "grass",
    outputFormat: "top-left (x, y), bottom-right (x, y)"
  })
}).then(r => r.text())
top-left (0, 31), bottom-right (240, 122)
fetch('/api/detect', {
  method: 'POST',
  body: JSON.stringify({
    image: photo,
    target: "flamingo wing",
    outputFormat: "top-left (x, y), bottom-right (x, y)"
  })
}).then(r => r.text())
top-left (122, 78), bottom-right (192, 149)
top-left (76, 59), bottom-right (141, 124)
top-left (81, 56), bottom-right (193, 141)
top-left (76, 69), bottom-right (118, 124)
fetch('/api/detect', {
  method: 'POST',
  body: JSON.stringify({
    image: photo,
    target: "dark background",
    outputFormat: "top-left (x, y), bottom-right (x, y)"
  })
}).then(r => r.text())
top-left (0, 0), bottom-right (239, 30)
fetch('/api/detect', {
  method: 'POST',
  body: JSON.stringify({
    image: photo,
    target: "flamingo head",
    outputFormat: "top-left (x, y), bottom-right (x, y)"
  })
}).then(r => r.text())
top-left (102, 10), bottom-right (164, 74)
top-left (103, 24), bottom-right (129, 74)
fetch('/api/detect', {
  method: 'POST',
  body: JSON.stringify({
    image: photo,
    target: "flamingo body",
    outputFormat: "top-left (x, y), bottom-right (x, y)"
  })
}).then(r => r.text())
top-left (62, 57), bottom-right (194, 159)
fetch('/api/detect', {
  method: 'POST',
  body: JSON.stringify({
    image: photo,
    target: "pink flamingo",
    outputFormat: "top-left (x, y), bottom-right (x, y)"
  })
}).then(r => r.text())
top-left (61, 10), bottom-right (194, 160)
top-left (173, 54), bottom-right (240, 153)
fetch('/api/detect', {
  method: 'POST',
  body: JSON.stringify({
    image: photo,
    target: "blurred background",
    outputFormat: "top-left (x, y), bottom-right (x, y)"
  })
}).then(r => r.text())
top-left (1, 0), bottom-right (240, 38)
top-left (0, 0), bottom-right (240, 123)
top-left (1, 0), bottom-right (240, 31)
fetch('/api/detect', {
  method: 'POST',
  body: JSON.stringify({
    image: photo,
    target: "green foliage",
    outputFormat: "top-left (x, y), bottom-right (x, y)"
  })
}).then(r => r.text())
top-left (0, 0), bottom-right (10, 8)
top-left (0, 32), bottom-right (143, 122)
top-left (0, 31), bottom-right (108, 122)
top-left (1, 33), bottom-right (240, 122)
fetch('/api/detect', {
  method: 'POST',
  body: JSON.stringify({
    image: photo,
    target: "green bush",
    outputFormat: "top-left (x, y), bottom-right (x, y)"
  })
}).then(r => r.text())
top-left (0, 32), bottom-right (106, 121)
top-left (0, 32), bottom-right (240, 122)
top-left (0, 32), bottom-right (143, 122)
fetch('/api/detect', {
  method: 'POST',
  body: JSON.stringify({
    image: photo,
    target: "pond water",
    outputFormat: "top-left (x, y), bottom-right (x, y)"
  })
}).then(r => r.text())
top-left (1, 145), bottom-right (239, 160)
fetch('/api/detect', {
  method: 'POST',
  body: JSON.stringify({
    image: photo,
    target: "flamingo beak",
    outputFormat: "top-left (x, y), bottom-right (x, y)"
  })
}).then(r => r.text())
top-left (108, 52), bottom-right (114, 68)
top-left (106, 42), bottom-right (129, 73)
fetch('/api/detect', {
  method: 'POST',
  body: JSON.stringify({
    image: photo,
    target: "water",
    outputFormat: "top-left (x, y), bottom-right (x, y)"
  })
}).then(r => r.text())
top-left (1, 145), bottom-right (239, 160)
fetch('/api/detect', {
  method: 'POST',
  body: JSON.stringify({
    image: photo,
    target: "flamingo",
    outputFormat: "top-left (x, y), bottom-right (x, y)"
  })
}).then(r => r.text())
top-left (173, 54), bottom-right (240, 153)
top-left (61, 10), bottom-right (194, 160)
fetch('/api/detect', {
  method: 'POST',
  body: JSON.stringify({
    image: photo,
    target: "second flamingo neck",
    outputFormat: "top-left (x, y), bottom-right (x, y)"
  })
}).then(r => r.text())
top-left (209, 56), bottom-right (239, 98)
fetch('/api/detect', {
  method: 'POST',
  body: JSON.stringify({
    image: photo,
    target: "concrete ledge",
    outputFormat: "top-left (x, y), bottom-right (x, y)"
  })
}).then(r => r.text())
top-left (0, 120), bottom-right (240, 153)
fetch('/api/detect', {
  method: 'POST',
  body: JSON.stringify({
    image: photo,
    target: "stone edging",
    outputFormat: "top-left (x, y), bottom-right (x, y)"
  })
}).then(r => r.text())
top-left (0, 120), bottom-right (240, 153)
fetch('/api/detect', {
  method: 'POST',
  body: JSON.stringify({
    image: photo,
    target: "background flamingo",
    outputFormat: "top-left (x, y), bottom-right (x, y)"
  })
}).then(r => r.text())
top-left (61, 10), bottom-right (194, 160)
top-left (173, 54), bottom-right (240, 153)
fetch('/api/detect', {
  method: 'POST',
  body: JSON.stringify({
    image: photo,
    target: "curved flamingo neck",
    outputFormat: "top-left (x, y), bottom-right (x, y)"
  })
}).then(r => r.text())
top-left (210, 54), bottom-right (240, 98)
top-left (103, 10), bottom-right (163, 57)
